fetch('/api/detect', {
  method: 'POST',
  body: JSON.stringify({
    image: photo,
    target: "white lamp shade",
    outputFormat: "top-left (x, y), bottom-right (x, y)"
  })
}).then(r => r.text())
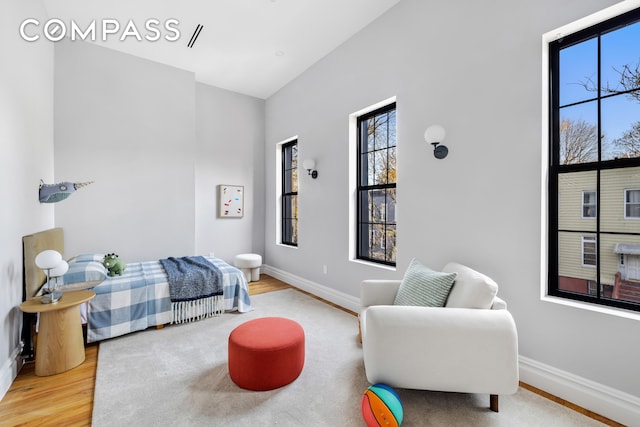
top-left (50, 260), bottom-right (69, 277)
top-left (35, 250), bottom-right (62, 269)
top-left (303, 159), bottom-right (316, 171)
top-left (424, 125), bottom-right (446, 144)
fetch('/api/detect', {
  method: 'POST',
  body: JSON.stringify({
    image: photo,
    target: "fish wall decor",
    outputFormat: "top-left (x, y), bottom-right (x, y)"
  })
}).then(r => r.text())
top-left (39, 179), bottom-right (94, 203)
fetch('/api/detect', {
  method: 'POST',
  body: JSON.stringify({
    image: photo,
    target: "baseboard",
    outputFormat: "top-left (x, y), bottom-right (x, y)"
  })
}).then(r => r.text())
top-left (0, 345), bottom-right (23, 402)
top-left (262, 265), bottom-right (640, 426)
top-left (520, 356), bottom-right (640, 426)
top-left (261, 265), bottom-right (361, 314)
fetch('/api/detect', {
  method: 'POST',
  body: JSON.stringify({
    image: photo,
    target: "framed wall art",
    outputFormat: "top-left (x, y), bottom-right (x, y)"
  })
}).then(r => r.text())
top-left (218, 185), bottom-right (244, 218)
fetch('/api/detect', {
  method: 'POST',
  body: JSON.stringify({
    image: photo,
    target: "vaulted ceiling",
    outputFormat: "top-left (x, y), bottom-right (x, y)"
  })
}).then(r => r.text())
top-left (41, 0), bottom-right (401, 99)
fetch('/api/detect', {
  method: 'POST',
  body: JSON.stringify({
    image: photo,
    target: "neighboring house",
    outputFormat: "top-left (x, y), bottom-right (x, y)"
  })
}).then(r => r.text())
top-left (558, 167), bottom-right (640, 302)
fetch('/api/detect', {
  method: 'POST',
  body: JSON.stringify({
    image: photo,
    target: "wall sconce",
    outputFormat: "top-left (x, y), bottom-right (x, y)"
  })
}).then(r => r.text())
top-left (35, 250), bottom-right (67, 304)
top-left (303, 159), bottom-right (318, 179)
top-left (424, 125), bottom-right (448, 159)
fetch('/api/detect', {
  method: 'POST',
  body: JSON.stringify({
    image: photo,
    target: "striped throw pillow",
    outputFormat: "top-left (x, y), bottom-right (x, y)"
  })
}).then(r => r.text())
top-left (393, 259), bottom-right (457, 307)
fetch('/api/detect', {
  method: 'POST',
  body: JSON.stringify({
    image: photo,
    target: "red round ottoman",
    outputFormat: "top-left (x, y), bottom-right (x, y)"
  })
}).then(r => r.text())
top-left (228, 317), bottom-right (305, 391)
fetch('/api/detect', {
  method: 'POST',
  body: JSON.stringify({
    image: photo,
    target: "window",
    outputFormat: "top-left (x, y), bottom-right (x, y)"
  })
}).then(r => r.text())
top-left (357, 103), bottom-right (397, 266)
top-left (282, 140), bottom-right (298, 246)
top-left (582, 236), bottom-right (597, 267)
top-left (548, 7), bottom-right (640, 311)
top-left (625, 189), bottom-right (640, 218)
top-left (582, 191), bottom-right (596, 218)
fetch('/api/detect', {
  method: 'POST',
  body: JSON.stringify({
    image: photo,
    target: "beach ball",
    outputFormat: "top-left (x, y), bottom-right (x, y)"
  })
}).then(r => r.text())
top-left (361, 383), bottom-right (403, 426)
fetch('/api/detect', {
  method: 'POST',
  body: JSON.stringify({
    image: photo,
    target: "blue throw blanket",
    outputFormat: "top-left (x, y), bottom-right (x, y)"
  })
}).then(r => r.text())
top-left (160, 256), bottom-right (223, 302)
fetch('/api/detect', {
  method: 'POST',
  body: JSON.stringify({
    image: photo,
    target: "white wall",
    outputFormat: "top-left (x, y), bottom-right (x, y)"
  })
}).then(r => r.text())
top-left (54, 40), bottom-right (196, 262)
top-left (195, 84), bottom-right (265, 263)
top-left (265, 0), bottom-right (640, 420)
top-left (1, 21), bottom-right (264, 401)
top-left (0, 0), bottom-right (54, 400)
top-left (54, 42), bottom-right (265, 265)
top-left (3, 0), bottom-right (637, 420)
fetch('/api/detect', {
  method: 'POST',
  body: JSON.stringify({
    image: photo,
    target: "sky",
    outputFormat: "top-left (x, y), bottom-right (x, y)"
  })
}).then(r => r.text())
top-left (558, 19), bottom-right (640, 159)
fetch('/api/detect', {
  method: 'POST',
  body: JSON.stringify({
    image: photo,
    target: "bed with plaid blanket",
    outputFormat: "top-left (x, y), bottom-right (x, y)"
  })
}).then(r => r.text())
top-left (87, 256), bottom-right (251, 343)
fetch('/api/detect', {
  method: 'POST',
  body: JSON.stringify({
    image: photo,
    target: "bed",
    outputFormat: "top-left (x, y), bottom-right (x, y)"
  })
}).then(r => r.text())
top-left (22, 228), bottom-right (252, 346)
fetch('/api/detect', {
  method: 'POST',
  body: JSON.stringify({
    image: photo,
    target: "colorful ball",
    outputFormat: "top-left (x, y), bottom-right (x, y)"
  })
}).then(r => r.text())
top-left (360, 383), bottom-right (403, 427)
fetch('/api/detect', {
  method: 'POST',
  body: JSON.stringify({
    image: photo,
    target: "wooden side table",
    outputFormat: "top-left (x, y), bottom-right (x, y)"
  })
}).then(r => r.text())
top-left (20, 290), bottom-right (95, 376)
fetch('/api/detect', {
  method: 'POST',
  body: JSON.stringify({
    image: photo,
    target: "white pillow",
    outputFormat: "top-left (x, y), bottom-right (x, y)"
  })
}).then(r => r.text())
top-left (443, 262), bottom-right (498, 309)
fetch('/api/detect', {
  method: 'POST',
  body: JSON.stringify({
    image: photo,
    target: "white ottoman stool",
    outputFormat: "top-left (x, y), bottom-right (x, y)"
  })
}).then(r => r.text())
top-left (234, 253), bottom-right (262, 282)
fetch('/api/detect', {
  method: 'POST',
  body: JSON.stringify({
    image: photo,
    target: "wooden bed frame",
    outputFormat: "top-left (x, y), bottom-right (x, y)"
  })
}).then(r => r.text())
top-left (21, 227), bottom-right (65, 358)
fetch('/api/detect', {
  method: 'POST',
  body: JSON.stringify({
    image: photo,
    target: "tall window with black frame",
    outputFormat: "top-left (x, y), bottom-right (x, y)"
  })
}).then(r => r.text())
top-left (282, 140), bottom-right (298, 246)
top-left (548, 8), bottom-right (640, 312)
top-left (357, 103), bottom-right (397, 266)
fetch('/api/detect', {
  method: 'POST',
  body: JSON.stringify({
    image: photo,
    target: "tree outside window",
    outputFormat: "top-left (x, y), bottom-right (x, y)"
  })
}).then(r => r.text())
top-left (357, 103), bottom-right (397, 266)
top-left (282, 141), bottom-right (298, 246)
top-left (549, 8), bottom-right (640, 311)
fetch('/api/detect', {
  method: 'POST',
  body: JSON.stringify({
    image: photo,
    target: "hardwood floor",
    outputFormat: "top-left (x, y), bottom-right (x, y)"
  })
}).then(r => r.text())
top-left (0, 344), bottom-right (98, 426)
top-left (0, 275), bottom-right (289, 426)
top-left (0, 274), bottom-right (624, 426)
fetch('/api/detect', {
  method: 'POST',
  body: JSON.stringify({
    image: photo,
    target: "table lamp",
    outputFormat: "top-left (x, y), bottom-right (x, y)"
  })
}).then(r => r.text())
top-left (35, 250), bottom-right (66, 304)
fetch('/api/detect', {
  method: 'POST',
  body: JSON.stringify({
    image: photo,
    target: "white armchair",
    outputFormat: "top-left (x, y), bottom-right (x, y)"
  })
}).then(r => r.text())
top-left (359, 262), bottom-right (519, 412)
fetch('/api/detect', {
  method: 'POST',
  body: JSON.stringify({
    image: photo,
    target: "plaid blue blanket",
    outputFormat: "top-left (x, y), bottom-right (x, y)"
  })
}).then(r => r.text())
top-left (87, 256), bottom-right (251, 343)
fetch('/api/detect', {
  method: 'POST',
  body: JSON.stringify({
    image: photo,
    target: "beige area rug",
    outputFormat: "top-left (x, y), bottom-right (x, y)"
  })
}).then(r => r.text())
top-left (93, 289), bottom-right (605, 426)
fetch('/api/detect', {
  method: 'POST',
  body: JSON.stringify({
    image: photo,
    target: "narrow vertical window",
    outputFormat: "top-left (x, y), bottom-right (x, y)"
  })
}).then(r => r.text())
top-left (282, 140), bottom-right (298, 246)
top-left (357, 103), bottom-right (397, 266)
top-left (625, 189), bottom-right (640, 218)
top-left (582, 236), bottom-right (597, 267)
top-left (582, 191), bottom-right (597, 218)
